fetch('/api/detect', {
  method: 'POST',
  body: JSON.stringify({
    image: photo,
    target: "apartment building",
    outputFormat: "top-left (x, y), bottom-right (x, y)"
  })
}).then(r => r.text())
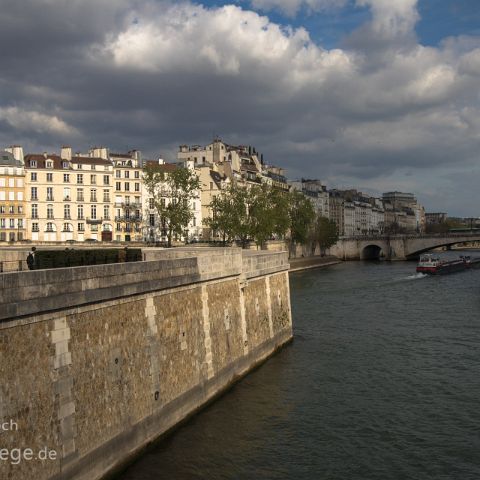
top-left (290, 179), bottom-right (329, 218)
top-left (110, 150), bottom-right (143, 242)
top-left (24, 147), bottom-right (114, 241)
top-left (0, 148), bottom-right (26, 242)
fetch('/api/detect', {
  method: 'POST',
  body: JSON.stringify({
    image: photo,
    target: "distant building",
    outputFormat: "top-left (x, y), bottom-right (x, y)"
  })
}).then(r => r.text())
top-left (382, 191), bottom-right (425, 233)
top-left (329, 189), bottom-right (384, 236)
top-left (0, 148), bottom-right (25, 242)
top-left (425, 212), bottom-right (448, 225)
top-left (290, 179), bottom-right (329, 219)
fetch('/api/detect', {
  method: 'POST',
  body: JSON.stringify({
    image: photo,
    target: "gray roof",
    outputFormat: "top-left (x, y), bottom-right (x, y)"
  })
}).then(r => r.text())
top-left (0, 151), bottom-right (23, 167)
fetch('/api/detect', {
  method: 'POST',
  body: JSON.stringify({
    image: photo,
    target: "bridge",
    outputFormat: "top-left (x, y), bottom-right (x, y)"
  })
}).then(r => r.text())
top-left (329, 233), bottom-right (480, 261)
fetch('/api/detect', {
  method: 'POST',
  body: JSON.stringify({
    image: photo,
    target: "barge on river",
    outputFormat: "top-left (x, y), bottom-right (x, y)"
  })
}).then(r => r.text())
top-left (416, 254), bottom-right (480, 275)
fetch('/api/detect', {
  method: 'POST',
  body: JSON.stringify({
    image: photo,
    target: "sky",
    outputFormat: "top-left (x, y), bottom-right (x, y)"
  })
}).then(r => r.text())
top-left (1, 0), bottom-right (480, 216)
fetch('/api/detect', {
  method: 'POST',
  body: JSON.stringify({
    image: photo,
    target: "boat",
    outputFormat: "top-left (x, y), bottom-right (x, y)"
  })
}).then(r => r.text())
top-left (416, 253), bottom-right (480, 275)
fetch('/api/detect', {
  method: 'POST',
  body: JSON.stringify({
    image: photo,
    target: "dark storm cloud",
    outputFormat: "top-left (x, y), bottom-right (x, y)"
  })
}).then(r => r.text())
top-left (1, 0), bottom-right (480, 214)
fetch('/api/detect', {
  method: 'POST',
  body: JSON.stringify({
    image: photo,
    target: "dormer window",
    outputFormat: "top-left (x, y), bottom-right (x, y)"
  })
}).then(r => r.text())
top-left (30, 160), bottom-right (37, 168)
top-left (46, 160), bottom-right (53, 168)
top-left (62, 162), bottom-right (69, 169)
top-left (77, 164), bottom-right (82, 169)
top-left (91, 164), bottom-right (96, 170)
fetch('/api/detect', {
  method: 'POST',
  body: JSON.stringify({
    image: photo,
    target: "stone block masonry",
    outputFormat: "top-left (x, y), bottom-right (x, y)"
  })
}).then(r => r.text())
top-left (0, 248), bottom-right (292, 480)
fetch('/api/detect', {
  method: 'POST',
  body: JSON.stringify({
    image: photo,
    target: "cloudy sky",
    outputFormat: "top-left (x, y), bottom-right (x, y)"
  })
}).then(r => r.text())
top-left (1, 0), bottom-right (480, 215)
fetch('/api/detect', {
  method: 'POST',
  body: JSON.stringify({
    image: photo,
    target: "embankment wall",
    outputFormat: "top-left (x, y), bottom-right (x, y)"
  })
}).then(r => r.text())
top-left (0, 248), bottom-right (292, 480)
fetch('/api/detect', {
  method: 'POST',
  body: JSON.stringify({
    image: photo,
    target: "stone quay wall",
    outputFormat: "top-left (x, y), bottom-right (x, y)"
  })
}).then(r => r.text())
top-left (0, 248), bottom-right (292, 480)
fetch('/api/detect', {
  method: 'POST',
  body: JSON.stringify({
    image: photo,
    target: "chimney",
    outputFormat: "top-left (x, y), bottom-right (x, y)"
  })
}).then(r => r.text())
top-left (90, 147), bottom-right (109, 160)
top-left (60, 146), bottom-right (72, 161)
top-left (6, 145), bottom-right (24, 164)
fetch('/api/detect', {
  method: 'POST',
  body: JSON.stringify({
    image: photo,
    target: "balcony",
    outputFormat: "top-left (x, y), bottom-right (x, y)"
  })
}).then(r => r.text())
top-left (86, 217), bottom-right (103, 225)
top-left (115, 215), bottom-right (142, 222)
top-left (64, 196), bottom-right (71, 202)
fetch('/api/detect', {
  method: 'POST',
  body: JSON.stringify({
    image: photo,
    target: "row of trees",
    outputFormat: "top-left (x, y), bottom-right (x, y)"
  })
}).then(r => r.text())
top-left (143, 164), bottom-right (339, 254)
top-left (205, 183), bottom-right (338, 254)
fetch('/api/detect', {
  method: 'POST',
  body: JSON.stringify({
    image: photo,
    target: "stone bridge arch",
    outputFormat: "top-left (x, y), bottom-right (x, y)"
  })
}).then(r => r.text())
top-left (360, 244), bottom-right (384, 260)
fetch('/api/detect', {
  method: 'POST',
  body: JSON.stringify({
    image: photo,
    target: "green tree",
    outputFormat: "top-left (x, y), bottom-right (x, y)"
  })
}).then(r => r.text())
top-left (204, 184), bottom-right (243, 244)
top-left (249, 185), bottom-right (290, 249)
top-left (204, 183), bottom-right (290, 248)
top-left (143, 164), bottom-right (201, 247)
top-left (311, 216), bottom-right (339, 256)
top-left (288, 191), bottom-right (315, 256)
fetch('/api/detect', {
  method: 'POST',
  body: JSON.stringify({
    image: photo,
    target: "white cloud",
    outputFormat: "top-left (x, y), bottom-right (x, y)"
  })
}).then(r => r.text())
top-left (355, 0), bottom-right (419, 37)
top-left (0, 107), bottom-right (78, 136)
top-left (248, 0), bottom-right (347, 16)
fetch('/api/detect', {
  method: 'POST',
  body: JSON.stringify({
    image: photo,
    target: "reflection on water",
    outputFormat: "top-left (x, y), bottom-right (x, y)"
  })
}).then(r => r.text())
top-left (117, 252), bottom-right (480, 480)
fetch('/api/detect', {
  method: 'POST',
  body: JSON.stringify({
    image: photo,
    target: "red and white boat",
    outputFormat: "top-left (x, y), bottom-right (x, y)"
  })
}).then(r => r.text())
top-left (416, 253), bottom-right (480, 275)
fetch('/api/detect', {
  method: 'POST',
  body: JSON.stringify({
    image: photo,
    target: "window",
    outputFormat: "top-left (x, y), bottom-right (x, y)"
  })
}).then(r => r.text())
top-left (18, 206), bottom-right (23, 214)
top-left (46, 160), bottom-right (53, 168)
top-left (134, 182), bottom-right (140, 192)
top-left (78, 223), bottom-right (85, 232)
top-left (124, 182), bottom-right (130, 191)
top-left (125, 196), bottom-right (130, 205)
top-left (103, 190), bottom-right (110, 203)
top-left (116, 223), bottom-right (121, 232)
top-left (31, 172), bottom-right (37, 182)
top-left (31, 204), bottom-right (38, 219)
top-left (30, 160), bottom-right (37, 168)
top-left (103, 206), bottom-right (109, 219)
top-left (18, 219), bottom-right (23, 228)
top-left (31, 187), bottom-right (38, 201)
top-left (134, 171), bottom-right (140, 179)
top-left (149, 214), bottom-right (155, 226)
top-left (91, 205), bottom-right (97, 220)
top-left (0, 206), bottom-right (4, 213)
top-left (103, 175), bottom-right (110, 185)
top-left (90, 189), bottom-right (97, 202)
top-left (91, 164), bottom-right (96, 170)
top-left (9, 205), bottom-right (14, 214)
top-left (91, 224), bottom-right (98, 232)
top-left (77, 188), bottom-right (84, 202)
top-left (64, 188), bottom-right (71, 201)
top-left (47, 205), bottom-right (54, 219)
top-left (77, 163), bottom-right (82, 169)
top-left (90, 174), bottom-right (96, 184)
top-left (46, 187), bottom-right (54, 201)
top-left (77, 174), bottom-right (83, 184)
top-left (64, 205), bottom-right (71, 219)
top-left (46, 172), bottom-right (53, 182)
top-left (63, 174), bottom-right (70, 182)
top-left (62, 161), bottom-right (69, 169)
top-left (124, 171), bottom-right (130, 179)
top-left (46, 222), bottom-right (54, 232)
top-left (116, 182), bottom-right (121, 191)
top-left (77, 205), bottom-right (84, 220)
top-left (32, 222), bottom-right (39, 232)
top-left (116, 170), bottom-right (121, 178)
top-left (0, 219), bottom-right (4, 228)
top-left (9, 219), bottom-right (15, 228)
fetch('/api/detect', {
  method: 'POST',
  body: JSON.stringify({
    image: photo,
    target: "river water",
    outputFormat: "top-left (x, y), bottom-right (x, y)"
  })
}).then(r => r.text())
top-left (117, 252), bottom-right (480, 480)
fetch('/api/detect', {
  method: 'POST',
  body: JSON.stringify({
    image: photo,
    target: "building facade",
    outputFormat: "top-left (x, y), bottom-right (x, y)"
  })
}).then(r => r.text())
top-left (0, 148), bottom-right (26, 242)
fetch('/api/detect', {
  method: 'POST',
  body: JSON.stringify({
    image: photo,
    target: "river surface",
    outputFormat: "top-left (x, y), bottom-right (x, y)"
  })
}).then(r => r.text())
top-left (117, 252), bottom-right (480, 480)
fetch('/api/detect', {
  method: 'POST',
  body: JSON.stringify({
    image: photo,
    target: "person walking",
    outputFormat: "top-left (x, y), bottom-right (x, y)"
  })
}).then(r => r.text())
top-left (26, 246), bottom-right (37, 270)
